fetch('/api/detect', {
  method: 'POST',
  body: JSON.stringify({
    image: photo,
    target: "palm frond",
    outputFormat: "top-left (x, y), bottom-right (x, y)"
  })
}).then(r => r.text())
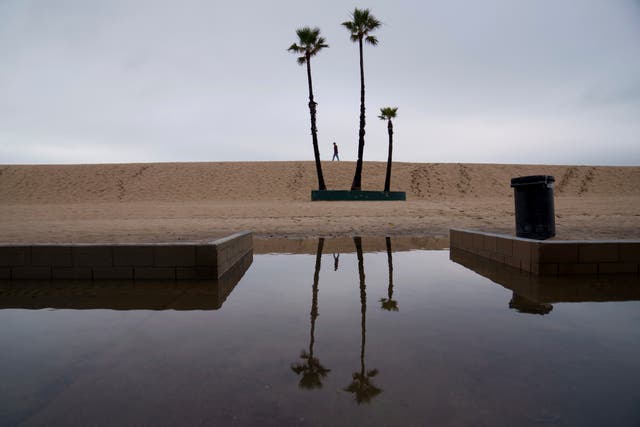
top-left (365, 35), bottom-right (378, 45)
top-left (341, 21), bottom-right (355, 31)
top-left (378, 106), bottom-right (398, 120)
top-left (365, 16), bottom-right (381, 30)
top-left (297, 56), bottom-right (307, 65)
top-left (310, 43), bottom-right (328, 56)
top-left (289, 27), bottom-right (328, 62)
top-left (352, 8), bottom-right (369, 23)
top-left (296, 26), bottom-right (319, 44)
top-left (342, 8), bottom-right (381, 43)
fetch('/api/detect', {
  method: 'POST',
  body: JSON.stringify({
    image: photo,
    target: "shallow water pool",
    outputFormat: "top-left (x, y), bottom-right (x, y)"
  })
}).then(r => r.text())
top-left (1, 238), bottom-right (639, 426)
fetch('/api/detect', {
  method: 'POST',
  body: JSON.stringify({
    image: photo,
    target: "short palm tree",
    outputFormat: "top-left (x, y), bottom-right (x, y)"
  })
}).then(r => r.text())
top-left (380, 237), bottom-right (398, 311)
top-left (288, 27), bottom-right (328, 191)
top-left (378, 107), bottom-right (398, 192)
top-left (342, 8), bottom-right (381, 191)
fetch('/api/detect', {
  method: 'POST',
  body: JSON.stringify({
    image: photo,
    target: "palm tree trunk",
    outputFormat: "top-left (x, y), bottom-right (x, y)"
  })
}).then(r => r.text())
top-left (384, 119), bottom-right (393, 192)
top-left (386, 237), bottom-right (393, 300)
top-left (309, 238), bottom-right (324, 357)
top-left (306, 55), bottom-right (327, 191)
top-left (354, 236), bottom-right (366, 374)
top-left (351, 38), bottom-right (366, 191)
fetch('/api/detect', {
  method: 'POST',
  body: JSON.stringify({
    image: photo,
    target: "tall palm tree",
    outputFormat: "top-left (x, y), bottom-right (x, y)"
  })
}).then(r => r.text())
top-left (288, 27), bottom-right (328, 191)
top-left (345, 237), bottom-right (382, 404)
top-left (291, 238), bottom-right (330, 389)
top-left (342, 8), bottom-right (381, 191)
top-left (380, 237), bottom-right (398, 311)
top-left (378, 107), bottom-right (398, 192)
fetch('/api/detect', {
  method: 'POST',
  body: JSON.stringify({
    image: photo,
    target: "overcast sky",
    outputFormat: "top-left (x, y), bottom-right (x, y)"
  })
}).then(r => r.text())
top-left (1, 0), bottom-right (639, 165)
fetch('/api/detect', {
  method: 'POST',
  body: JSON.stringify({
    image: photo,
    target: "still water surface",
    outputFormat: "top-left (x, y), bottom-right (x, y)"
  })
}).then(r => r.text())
top-left (1, 238), bottom-right (639, 426)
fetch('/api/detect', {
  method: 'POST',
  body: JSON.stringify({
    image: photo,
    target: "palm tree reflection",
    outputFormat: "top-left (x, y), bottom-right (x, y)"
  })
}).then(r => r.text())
top-left (291, 238), bottom-right (330, 389)
top-left (344, 237), bottom-right (382, 404)
top-left (380, 237), bottom-right (398, 312)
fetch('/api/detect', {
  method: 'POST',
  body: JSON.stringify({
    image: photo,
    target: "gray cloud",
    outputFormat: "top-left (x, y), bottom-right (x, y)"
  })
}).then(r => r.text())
top-left (1, 0), bottom-right (639, 165)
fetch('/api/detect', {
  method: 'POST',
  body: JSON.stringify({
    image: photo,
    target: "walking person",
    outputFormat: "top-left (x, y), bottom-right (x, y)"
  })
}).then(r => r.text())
top-left (332, 142), bottom-right (340, 161)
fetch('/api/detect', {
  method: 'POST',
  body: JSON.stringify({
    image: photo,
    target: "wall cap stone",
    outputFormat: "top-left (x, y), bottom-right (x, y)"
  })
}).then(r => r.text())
top-left (449, 229), bottom-right (640, 245)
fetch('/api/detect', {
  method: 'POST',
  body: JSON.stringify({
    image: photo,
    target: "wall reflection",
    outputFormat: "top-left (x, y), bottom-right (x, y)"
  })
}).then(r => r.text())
top-left (0, 251), bottom-right (253, 311)
top-left (450, 248), bottom-right (640, 314)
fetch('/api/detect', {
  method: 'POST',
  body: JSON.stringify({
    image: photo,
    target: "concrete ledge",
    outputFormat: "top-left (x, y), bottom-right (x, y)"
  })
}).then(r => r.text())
top-left (450, 229), bottom-right (640, 276)
top-left (73, 246), bottom-right (113, 266)
top-left (53, 267), bottom-right (93, 280)
top-left (93, 267), bottom-right (134, 280)
top-left (12, 266), bottom-right (51, 280)
top-left (113, 246), bottom-right (154, 266)
top-left (32, 246), bottom-right (72, 266)
top-left (135, 267), bottom-right (176, 280)
top-left (213, 231), bottom-right (254, 276)
top-left (154, 245), bottom-right (196, 267)
top-left (0, 231), bottom-right (253, 281)
top-left (0, 246), bottom-right (31, 266)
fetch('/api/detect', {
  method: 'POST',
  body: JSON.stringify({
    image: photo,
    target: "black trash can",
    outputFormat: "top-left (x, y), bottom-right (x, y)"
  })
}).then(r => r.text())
top-left (510, 175), bottom-right (555, 240)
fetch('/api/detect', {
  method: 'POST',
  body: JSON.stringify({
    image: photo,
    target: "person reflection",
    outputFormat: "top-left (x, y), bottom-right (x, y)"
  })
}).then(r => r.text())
top-left (345, 237), bottom-right (382, 404)
top-left (380, 237), bottom-right (398, 312)
top-left (333, 253), bottom-right (339, 271)
top-left (291, 238), bottom-right (330, 389)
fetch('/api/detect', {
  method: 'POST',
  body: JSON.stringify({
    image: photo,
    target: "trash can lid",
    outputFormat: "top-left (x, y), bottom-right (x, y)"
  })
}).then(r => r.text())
top-left (510, 175), bottom-right (555, 187)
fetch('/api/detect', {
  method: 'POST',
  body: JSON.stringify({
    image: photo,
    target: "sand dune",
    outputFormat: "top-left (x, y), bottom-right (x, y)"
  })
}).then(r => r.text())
top-left (1, 161), bottom-right (639, 243)
top-left (1, 161), bottom-right (639, 203)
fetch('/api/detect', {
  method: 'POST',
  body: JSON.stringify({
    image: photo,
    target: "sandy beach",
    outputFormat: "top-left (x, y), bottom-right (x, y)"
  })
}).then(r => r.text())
top-left (1, 161), bottom-right (639, 243)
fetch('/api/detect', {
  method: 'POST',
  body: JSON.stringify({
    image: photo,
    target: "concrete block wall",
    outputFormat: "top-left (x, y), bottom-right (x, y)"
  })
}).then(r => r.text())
top-left (450, 229), bottom-right (640, 276)
top-left (212, 231), bottom-right (254, 276)
top-left (0, 231), bottom-right (252, 281)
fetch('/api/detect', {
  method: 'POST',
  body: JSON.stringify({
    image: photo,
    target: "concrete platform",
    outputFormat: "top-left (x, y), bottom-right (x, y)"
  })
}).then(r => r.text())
top-left (0, 231), bottom-right (253, 281)
top-left (311, 190), bottom-right (406, 201)
top-left (450, 229), bottom-right (640, 276)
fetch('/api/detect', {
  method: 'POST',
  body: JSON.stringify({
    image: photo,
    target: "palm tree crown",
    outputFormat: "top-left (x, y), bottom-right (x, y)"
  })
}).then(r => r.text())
top-left (378, 107), bottom-right (398, 121)
top-left (342, 8), bottom-right (381, 44)
top-left (288, 27), bottom-right (329, 65)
